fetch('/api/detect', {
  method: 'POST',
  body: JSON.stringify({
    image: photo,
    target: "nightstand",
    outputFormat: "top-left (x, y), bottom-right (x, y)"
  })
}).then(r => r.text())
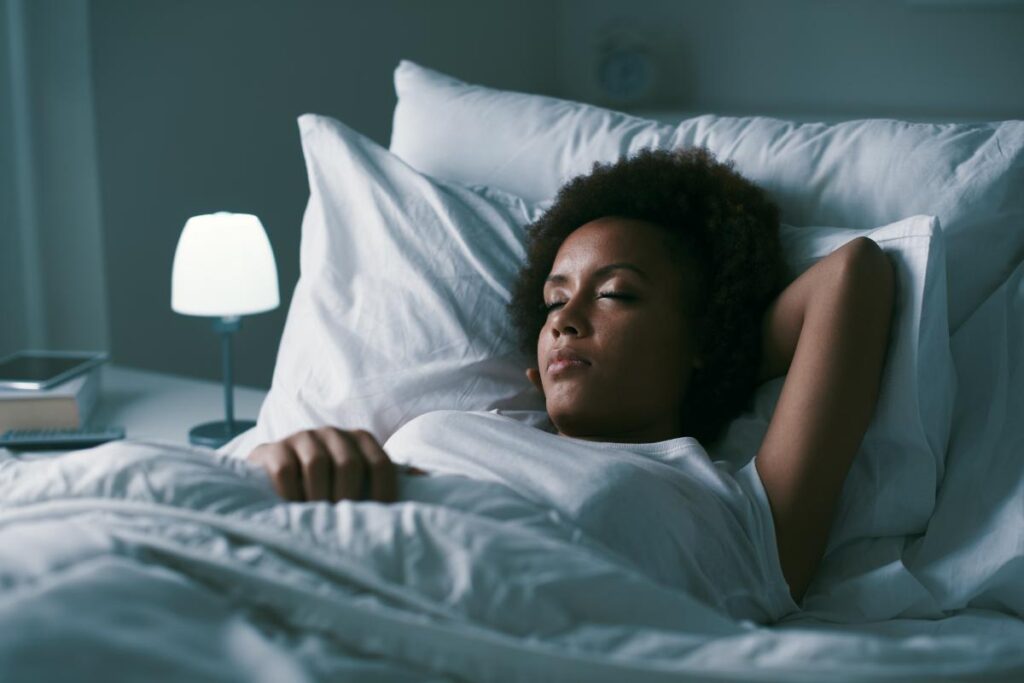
top-left (89, 363), bottom-right (268, 446)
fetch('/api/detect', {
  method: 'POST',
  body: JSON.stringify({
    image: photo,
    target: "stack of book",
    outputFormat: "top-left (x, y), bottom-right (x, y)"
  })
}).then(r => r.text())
top-left (0, 367), bottom-right (101, 431)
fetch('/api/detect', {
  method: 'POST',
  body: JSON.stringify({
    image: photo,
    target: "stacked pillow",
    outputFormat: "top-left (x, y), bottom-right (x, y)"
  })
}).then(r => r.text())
top-left (220, 115), bottom-right (547, 462)
top-left (222, 107), bottom-right (955, 551)
top-left (383, 59), bottom-right (1024, 546)
top-left (390, 60), bottom-right (1024, 333)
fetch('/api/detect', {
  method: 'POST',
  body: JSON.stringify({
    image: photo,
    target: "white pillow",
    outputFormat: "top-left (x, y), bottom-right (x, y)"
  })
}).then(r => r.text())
top-left (710, 216), bottom-right (955, 550)
top-left (224, 110), bottom-right (954, 554)
top-left (389, 60), bottom-right (1024, 332)
top-left (389, 60), bottom-right (677, 212)
top-left (220, 114), bottom-right (546, 459)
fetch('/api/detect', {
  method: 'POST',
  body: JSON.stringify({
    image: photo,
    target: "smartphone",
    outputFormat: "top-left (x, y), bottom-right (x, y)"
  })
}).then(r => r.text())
top-left (0, 350), bottom-right (109, 390)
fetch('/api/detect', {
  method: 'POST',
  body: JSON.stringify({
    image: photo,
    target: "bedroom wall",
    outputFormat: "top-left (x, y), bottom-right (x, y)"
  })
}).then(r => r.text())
top-left (555, 0), bottom-right (1024, 121)
top-left (7, 0), bottom-right (1020, 390)
top-left (88, 0), bottom-right (561, 389)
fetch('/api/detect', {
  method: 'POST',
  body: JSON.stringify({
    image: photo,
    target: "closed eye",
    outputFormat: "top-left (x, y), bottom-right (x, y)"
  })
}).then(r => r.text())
top-left (544, 292), bottom-right (635, 312)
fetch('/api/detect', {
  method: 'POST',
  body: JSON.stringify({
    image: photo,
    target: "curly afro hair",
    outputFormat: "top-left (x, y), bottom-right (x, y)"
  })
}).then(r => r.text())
top-left (508, 146), bottom-right (786, 445)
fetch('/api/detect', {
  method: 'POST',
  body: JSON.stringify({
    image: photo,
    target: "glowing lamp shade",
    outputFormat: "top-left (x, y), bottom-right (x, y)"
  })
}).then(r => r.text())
top-left (170, 211), bottom-right (279, 448)
top-left (171, 212), bottom-right (279, 317)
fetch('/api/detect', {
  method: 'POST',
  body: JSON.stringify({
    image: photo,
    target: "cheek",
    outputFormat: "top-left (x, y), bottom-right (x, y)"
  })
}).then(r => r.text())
top-left (535, 324), bottom-right (553, 378)
top-left (536, 322), bottom-right (549, 357)
top-left (604, 314), bottom-right (689, 375)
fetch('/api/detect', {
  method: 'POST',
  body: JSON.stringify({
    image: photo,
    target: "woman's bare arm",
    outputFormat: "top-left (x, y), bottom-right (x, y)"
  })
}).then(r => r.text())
top-left (754, 237), bottom-right (895, 603)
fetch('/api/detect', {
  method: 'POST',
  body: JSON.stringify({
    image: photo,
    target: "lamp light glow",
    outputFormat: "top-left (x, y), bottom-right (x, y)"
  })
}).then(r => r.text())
top-left (171, 212), bottom-right (279, 317)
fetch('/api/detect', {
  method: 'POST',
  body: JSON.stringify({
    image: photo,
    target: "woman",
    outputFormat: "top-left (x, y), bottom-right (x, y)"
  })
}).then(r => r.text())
top-left (248, 147), bottom-right (895, 607)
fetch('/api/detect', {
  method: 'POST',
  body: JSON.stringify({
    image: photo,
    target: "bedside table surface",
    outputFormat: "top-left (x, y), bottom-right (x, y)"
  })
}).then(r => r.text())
top-left (91, 364), bottom-right (268, 446)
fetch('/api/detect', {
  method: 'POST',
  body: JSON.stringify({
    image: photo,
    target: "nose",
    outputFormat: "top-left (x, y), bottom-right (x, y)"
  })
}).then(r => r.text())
top-left (549, 296), bottom-right (590, 338)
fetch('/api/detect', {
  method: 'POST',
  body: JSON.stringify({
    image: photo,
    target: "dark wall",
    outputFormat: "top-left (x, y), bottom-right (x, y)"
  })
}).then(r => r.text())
top-left (556, 0), bottom-right (1024, 121)
top-left (86, 0), bottom-right (1023, 390)
top-left (89, 0), bottom-right (559, 388)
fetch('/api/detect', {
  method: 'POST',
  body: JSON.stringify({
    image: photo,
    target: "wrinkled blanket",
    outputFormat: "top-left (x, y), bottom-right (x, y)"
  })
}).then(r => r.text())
top-left (2, 265), bottom-right (1024, 682)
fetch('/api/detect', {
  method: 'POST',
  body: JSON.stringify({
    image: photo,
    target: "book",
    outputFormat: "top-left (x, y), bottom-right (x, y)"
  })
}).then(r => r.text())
top-left (0, 367), bottom-right (101, 431)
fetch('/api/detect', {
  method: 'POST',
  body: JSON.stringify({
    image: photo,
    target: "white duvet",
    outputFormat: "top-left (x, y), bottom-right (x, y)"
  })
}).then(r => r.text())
top-left (2, 263), bottom-right (1024, 681)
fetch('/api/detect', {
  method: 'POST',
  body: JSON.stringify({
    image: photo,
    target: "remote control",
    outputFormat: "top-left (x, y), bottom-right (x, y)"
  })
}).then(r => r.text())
top-left (0, 426), bottom-right (126, 451)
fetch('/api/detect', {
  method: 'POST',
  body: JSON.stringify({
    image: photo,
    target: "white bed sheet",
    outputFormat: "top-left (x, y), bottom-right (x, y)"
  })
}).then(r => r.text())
top-left (3, 249), bottom-right (1024, 683)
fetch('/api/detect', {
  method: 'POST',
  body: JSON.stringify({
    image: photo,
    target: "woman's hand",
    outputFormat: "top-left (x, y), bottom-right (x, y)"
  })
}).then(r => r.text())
top-left (247, 427), bottom-right (426, 503)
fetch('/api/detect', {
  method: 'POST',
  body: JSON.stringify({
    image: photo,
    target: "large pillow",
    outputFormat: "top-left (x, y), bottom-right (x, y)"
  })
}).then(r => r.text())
top-left (219, 114), bottom-right (547, 460)
top-left (389, 60), bottom-right (1024, 333)
top-left (222, 111), bottom-right (955, 554)
top-left (710, 216), bottom-right (955, 551)
top-left (388, 60), bottom-right (676, 214)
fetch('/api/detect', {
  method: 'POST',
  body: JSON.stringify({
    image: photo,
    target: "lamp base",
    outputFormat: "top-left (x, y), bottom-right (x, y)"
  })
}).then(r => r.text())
top-left (188, 419), bottom-right (256, 449)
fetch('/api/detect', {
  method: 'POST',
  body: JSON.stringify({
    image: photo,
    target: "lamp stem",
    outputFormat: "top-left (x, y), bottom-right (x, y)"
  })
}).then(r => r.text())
top-left (213, 316), bottom-right (242, 434)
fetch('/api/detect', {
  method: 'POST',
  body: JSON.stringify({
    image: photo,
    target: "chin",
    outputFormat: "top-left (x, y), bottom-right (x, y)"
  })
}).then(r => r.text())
top-left (546, 402), bottom-right (607, 439)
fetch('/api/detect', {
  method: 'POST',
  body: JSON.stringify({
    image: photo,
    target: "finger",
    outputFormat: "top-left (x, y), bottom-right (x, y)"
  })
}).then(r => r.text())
top-left (290, 431), bottom-right (331, 502)
top-left (404, 465), bottom-right (429, 476)
top-left (350, 429), bottom-right (398, 503)
top-left (252, 443), bottom-right (303, 501)
top-left (245, 443), bottom-right (268, 463)
top-left (320, 428), bottom-right (365, 502)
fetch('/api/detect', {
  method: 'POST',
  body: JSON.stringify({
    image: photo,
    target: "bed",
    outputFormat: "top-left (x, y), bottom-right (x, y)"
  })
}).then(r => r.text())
top-left (2, 60), bottom-right (1023, 681)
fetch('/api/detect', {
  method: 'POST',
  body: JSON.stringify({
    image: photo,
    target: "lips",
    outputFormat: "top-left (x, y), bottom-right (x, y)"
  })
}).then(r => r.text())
top-left (547, 348), bottom-right (591, 375)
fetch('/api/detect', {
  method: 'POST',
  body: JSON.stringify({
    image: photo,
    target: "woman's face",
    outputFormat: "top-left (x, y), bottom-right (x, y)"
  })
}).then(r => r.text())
top-left (529, 216), bottom-right (702, 443)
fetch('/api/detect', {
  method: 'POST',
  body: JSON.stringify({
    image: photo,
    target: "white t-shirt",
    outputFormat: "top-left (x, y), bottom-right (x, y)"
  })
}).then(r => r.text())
top-left (384, 408), bottom-right (799, 624)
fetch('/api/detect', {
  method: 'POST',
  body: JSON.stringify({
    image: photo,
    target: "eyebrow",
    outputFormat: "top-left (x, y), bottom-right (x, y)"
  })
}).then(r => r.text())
top-left (544, 262), bottom-right (650, 286)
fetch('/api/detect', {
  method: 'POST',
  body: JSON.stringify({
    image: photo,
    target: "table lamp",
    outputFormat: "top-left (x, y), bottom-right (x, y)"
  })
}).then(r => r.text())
top-left (171, 212), bottom-right (279, 448)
